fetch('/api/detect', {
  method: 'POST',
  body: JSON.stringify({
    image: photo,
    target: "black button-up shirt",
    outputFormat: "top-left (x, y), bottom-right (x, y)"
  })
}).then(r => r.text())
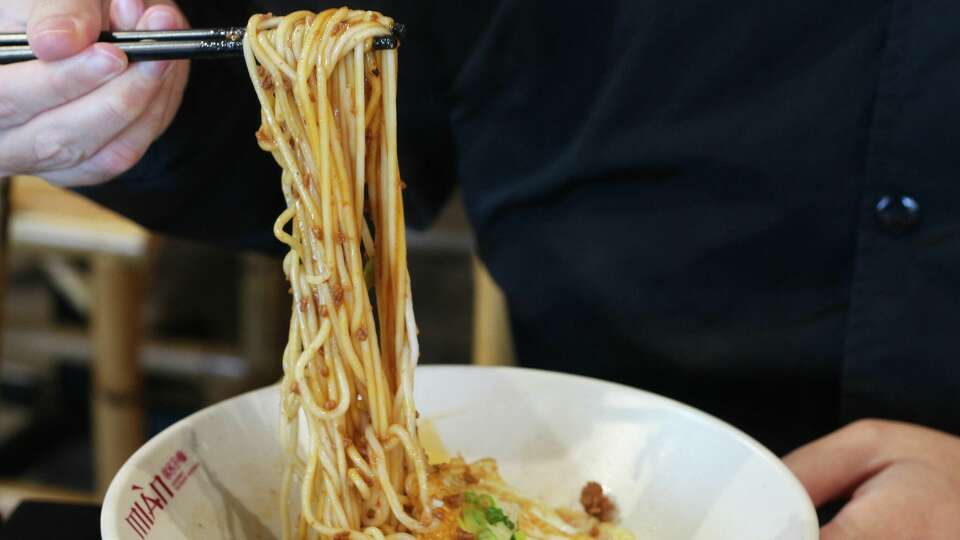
top-left (78, 0), bottom-right (960, 455)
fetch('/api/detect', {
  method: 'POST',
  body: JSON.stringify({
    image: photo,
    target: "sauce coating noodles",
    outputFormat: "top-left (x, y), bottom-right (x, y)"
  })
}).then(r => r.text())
top-left (244, 9), bottom-right (429, 540)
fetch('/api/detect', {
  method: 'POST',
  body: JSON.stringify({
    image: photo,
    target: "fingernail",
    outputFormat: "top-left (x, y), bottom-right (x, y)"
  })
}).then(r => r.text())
top-left (112, 0), bottom-right (142, 29)
top-left (34, 15), bottom-right (77, 40)
top-left (145, 8), bottom-right (178, 31)
top-left (86, 44), bottom-right (126, 80)
top-left (136, 8), bottom-right (179, 78)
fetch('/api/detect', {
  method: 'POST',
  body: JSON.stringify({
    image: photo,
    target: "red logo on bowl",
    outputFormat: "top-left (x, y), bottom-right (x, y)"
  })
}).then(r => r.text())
top-left (124, 449), bottom-right (199, 539)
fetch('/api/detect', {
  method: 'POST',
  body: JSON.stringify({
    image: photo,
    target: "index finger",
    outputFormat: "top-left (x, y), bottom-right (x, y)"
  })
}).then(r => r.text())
top-left (27, 0), bottom-right (106, 60)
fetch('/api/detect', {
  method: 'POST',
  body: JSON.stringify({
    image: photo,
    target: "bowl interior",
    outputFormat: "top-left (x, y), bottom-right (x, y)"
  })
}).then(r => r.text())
top-left (102, 365), bottom-right (818, 540)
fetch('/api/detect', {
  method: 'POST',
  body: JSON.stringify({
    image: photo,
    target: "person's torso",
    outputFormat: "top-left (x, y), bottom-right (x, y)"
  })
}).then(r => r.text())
top-left (424, 0), bottom-right (960, 453)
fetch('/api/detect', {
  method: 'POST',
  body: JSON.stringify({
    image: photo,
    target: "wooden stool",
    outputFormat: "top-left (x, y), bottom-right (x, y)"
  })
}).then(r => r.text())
top-left (5, 176), bottom-right (151, 494)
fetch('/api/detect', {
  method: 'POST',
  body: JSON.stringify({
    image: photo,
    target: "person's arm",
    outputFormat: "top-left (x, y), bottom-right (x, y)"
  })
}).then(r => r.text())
top-left (785, 419), bottom-right (960, 538)
top-left (0, 0), bottom-right (189, 186)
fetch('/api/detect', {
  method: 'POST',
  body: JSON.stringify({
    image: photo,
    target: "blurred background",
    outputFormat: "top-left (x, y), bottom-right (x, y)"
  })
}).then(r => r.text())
top-left (0, 176), bottom-right (512, 517)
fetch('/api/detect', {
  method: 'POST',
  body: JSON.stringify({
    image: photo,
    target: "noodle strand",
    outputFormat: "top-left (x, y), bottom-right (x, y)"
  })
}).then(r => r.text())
top-left (244, 10), bottom-right (429, 540)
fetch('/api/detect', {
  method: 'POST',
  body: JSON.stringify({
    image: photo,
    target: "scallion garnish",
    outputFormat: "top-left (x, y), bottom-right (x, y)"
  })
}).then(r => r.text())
top-left (458, 491), bottom-right (522, 540)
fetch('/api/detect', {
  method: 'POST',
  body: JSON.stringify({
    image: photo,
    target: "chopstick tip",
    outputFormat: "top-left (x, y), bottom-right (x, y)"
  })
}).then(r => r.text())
top-left (372, 22), bottom-right (405, 51)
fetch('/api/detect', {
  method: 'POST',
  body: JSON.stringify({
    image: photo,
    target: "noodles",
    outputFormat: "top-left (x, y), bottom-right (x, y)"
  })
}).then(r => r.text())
top-left (243, 9), bottom-right (429, 540)
top-left (245, 10), bottom-right (636, 540)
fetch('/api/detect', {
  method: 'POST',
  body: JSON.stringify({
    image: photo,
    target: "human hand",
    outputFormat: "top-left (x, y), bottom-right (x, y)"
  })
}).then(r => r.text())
top-left (784, 419), bottom-right (960, 539)
top-left (0, 0), bottom-right (189, 186)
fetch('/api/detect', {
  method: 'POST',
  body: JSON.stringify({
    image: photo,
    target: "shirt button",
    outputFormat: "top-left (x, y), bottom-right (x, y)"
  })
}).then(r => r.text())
top-left (875, 194), bottom-right (920, 234)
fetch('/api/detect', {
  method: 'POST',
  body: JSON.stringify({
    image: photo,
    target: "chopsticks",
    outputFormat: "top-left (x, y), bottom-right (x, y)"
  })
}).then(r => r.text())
top-left (0, 27), bottom-right (247, 64)
top-left (0, 23), bottom-right (404, 65)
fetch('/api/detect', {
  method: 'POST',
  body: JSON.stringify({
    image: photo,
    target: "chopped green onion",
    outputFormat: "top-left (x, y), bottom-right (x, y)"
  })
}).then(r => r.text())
top-left (485, 506), bottom-right (515, 530)
top-left (490, 523), bottom-right (514, 540)
top-left (460, 491), bottom-right (523, 540)
top-left (459, 507), bottom-right (486, 534)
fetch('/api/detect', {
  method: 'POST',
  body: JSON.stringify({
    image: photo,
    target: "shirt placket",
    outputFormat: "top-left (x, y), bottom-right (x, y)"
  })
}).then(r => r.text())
top-left (841, 0), bottom-right (918, 424)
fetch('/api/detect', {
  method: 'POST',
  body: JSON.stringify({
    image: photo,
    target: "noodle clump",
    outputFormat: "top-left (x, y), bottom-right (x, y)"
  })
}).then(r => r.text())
top-left (244, 9), bottom-right (428, 540)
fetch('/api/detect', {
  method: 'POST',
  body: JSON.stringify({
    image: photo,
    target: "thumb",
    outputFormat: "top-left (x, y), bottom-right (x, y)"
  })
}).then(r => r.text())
top-left (27, 0), bottom-right (107, 60)
top-left (782, 420), bottom-right (890, 507)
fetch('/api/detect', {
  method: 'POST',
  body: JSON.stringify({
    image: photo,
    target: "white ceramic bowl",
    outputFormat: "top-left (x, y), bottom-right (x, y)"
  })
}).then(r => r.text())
top-left (102, 365), bottom-right (819, 540)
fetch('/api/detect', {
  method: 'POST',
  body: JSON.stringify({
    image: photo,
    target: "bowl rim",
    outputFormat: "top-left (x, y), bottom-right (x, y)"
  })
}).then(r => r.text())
top-left (101, 364), bottom-right (820, 539)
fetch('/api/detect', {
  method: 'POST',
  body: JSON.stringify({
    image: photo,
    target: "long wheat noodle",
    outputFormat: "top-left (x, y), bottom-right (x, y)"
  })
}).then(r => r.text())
top-left (244, 10), bottom-right (430, 540)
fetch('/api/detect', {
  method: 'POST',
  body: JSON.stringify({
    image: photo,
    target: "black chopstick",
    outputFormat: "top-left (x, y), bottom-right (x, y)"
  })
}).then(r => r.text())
top-left (0, 39), bottom-right (244, 64)
top-left (0, 27), bottom-right (247, 46)
top-left (0, 23), bottom-right (403, 65)
top-left (0, 27), bottom-right (246, 64)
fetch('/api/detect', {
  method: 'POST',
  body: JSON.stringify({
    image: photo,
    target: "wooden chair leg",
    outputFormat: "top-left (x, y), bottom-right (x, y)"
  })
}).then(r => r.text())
top-left (91, 254), bottom-right (145, 494)
top-left (471, 257), bottom-right (516, 366)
